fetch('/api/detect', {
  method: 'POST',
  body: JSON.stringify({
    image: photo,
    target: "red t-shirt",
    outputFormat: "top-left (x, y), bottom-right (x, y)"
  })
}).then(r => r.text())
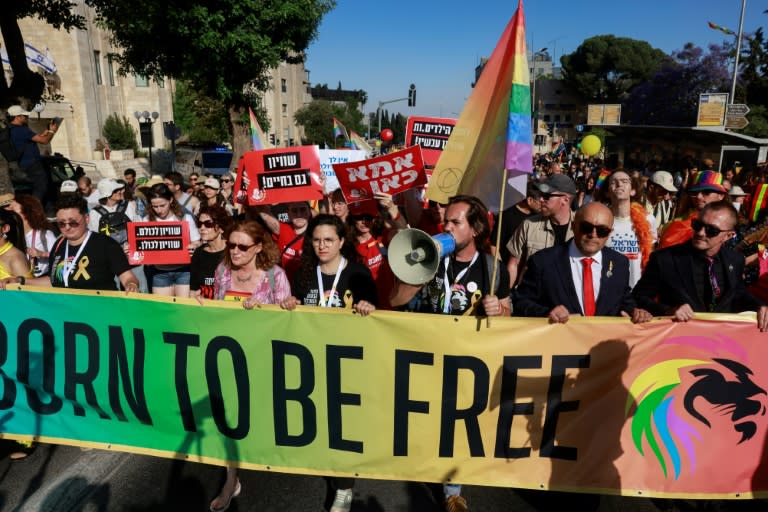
top-left (275, 223), bottom-right (304, 284)
top-left (356, 237), bottom-right (393, 310)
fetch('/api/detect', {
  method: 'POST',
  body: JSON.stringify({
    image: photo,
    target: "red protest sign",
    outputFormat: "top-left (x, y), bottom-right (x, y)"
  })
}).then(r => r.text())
top-left (332, 146), bottom-right (427, 209)
top-left (127, 221), bottom-right (191, 265)
top-left (234, 146), bottom-right (323, 205)
top-left (405, 116), bottom-right (456, 167)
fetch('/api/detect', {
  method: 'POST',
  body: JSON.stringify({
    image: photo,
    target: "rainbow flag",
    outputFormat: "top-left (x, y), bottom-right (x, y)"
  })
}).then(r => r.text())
top-left (350, 131), bottom-right (373, 156)
top-left (594, 168), bottom-right (611, 191)
top-left (248, 107), bottom-right (271, 150)
top-left (426, 0), bottom-right (531, 211)
top-left (749, 184), bottom-right (768, 222)
top-left (708, 21), bottom-right (735, 36)
top-left (333, 117), bottom-right (349, 142)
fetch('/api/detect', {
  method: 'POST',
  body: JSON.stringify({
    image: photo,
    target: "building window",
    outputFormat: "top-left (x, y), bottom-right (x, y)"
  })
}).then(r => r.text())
top-left (554, 115), bottom-right (561, 123)
top-left (135, 74), bottom-right (149, 87)
top-left (281, 103), bottom-right (287, 115)
top-left (543, 115), bottom-right (551, 122)
top-left (107, 56), bottom-right (115, 86)
top-left (281, 79), bottom-right (287, 93)
top-left (93, 51), bottom-right (102, 85)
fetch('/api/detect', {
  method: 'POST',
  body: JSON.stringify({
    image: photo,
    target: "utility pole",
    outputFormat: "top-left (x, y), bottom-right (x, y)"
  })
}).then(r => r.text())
top-left (730, 0), bottom-right (747, 104)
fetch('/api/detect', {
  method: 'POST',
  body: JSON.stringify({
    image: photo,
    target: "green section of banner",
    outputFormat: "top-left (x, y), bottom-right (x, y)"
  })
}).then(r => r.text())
top-left (1, 289), bottom-right (767, 498)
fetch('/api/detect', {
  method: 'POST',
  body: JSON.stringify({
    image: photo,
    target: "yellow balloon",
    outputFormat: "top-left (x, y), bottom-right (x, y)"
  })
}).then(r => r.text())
top-left (581, 135), bottom-right (601, 156)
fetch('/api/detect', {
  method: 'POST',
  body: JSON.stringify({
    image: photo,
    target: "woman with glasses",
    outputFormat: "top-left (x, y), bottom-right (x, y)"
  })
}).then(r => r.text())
top-left (199, 177), bottom-right (235, 216)
top-left (219, 173), bottom-right (235, 204)
top-left (4, 195), bottom-right (57, 277)
top-left (144, 183), bottom-right (201, 297)
top-left (190, 205), bottom-right (233, 301)
top-left (206, 219), bottom-right (290, 512)
top-left (279, 214), bottom-right (376, 512)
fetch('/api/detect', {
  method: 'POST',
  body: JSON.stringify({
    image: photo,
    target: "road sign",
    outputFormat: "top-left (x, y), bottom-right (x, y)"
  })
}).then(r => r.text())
top-left (726, 104), bottom-right (750, 116)
top-left (725, 115), bottom-right (749, 129)
top-left (697, 93), bottom-right (728, 127)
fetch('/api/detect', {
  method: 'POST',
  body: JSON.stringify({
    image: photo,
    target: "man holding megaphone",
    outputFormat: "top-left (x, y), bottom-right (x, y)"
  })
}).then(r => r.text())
top-left (389, 194), bottom-right (509, 511)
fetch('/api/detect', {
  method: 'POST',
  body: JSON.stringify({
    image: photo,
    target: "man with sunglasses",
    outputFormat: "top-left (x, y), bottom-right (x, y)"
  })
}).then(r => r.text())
top-left (658, 170), bottom-right (726, 249)
top-left (634, 201), bottom-right (768, 330)
top-left (1, 194), bottom-right (139, 291)
top-left (513, 202), bottom-right (650, 323)
top-left (506, 174), bottom-right (576, 288)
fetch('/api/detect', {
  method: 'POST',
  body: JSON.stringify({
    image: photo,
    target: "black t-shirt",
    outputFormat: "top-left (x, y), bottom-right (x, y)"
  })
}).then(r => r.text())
top-left (492, 204), bottom-right (534, 262)
top-left (190, 246), bottom-right (225, 299)
top-left (411, 252), bottom-right (510, 316)
top-left (49, 232), bottom-right (132, 290)
top-left (293, 260), bottom-right (377, 308)
top-left (552, 223), bottom-right (570, 245)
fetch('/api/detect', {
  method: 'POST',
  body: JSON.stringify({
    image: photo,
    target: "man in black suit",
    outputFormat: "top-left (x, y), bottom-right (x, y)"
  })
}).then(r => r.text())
top-left (633, 200), bottom-right (768, 331)
top-left (513, 202), bottom-right (652, 323)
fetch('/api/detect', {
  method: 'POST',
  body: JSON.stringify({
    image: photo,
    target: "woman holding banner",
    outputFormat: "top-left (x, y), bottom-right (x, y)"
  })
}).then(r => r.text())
top-left (3, 195), bottom-right (57, 277)
top-left (144, 183), bottom-right (201, 297)
top-left (207, 219), bottom-right (290, 512)
top-left (279, 213), bottom-right (376, 512)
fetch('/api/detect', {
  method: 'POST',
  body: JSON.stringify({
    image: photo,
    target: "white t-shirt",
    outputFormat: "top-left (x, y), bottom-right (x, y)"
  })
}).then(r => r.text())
top-left (606, 213), bottom-right (657, 288)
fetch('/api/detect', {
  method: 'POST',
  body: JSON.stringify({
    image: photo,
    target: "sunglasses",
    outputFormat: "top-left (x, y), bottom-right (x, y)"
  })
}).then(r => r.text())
top-left (227, 241), bottom-right (257, 251)
top-left (578, 221), bottom-right (612, 238)
top-left (220, 179), bottom-right (232, 183)
top-left (196, 219), bottom-right (216, 229)
top-left (541, 193), bottom-right (567, 200)
top-left (57, 220), bottom-right (81, 229)
top-left (692, 219), bottom-right (730, 238)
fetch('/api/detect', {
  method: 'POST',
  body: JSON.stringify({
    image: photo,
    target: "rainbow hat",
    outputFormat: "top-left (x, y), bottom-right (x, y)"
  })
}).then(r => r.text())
top-left (687, 170), bottom-right (726, 194)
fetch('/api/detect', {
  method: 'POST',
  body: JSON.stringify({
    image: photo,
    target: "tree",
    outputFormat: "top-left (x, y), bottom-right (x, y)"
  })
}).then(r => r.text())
top-left (625, 43), bottom-right (731, 126)
top-left (560, 35), bottom-right (669, 102)
top-left (102, 113), bottom-right (139, 152)
top-left (88, 0), bottom-right (335, 167)
top-left (294, 99), bottom-right (363, 146)
top-left (173, 81), bottom-right (233, 146)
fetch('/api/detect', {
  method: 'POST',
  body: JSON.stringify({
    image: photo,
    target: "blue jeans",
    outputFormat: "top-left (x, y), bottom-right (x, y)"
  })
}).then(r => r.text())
top-left (152, 270), bottom-right (190, 288)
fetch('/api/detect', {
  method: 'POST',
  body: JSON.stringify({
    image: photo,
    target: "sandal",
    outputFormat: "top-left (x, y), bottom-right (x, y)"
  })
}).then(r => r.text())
top-left (209, 479), bottom-right (241, 512)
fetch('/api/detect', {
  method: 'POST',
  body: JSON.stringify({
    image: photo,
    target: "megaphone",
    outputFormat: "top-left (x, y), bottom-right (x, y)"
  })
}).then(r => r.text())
top-left (388, 228), bottom-right (456, 285)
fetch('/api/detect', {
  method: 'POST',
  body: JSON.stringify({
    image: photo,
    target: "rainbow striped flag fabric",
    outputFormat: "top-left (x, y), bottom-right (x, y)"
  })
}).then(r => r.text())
top-left (333, 117), bottom-right (349, 142)
top-left (427, 0), bottom-right (531, 211)
top-left (248, 107), bottom-right (271, 150)
top-left (708, 21), bottom-right (735, 36)
top-left (749, 184), bottom-right (768, 223)
top-left (350, 131), bottom-right (373, 156)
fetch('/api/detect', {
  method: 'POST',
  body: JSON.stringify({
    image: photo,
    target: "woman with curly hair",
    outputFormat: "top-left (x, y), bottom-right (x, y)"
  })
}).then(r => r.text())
top-left (207, 219), bottom-right (290, 512)
top-left (190, 205), bottom-right (233, 301)
top-left (603, 169), bottom-right (657, 288)
top-left (0, 208), bottom-right (31, 282)
top-left (4, 195), bottom-right (56, 277)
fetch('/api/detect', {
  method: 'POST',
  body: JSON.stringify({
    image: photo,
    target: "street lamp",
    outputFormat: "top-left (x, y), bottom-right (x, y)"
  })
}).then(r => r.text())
top-left (531, 47), bottom-right (547, 148)
top-left (134, 110), bottom-right (159, 170)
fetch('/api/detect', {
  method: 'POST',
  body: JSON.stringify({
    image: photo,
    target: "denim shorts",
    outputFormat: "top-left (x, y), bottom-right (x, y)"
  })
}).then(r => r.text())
top-left (152, 270), bottom-right (191, 287)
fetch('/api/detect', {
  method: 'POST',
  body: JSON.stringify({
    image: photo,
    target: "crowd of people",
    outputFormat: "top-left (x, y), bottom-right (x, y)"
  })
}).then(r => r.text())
top-left (1, 142), bottom-right (768, 511)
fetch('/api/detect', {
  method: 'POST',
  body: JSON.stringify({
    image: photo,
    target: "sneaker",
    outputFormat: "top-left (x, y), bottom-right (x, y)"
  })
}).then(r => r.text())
top-left (444, 494), bottom-right (469, 512)
top-left (330, 488), bottom-right (353, 512)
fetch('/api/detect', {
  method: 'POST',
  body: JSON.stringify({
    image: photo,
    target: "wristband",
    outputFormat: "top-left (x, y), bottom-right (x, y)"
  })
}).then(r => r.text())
top-left (391, 210), bottom-right (401, 222)
top-left (18, 276), bottom-right (25, 285)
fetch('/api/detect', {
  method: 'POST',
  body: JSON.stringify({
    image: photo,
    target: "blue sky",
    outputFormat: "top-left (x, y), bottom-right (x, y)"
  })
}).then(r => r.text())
top-left (305, 0), bottom-right (766, 123)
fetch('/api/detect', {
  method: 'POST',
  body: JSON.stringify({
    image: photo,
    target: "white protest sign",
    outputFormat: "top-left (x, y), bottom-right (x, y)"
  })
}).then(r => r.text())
top-left (318, 149), bottom-right (367, 194)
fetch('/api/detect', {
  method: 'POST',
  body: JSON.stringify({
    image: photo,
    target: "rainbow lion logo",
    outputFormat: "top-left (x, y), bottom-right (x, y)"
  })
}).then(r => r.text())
top-left (625, 336), bottom-right (766, 479)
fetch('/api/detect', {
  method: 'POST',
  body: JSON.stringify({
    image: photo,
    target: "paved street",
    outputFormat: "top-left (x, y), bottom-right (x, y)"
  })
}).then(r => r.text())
top-left (1, 441), bottom-right (762, 512)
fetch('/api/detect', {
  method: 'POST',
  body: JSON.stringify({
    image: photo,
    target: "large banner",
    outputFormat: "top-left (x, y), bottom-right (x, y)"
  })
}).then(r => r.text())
top-left (234, 146), bottom-right (323, 205)
top-left (1, 288), bottom-right (768, 499)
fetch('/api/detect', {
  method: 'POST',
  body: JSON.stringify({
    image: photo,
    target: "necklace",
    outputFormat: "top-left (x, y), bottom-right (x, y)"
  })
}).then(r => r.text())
top-left (234, 269), bottom-right (255, 283)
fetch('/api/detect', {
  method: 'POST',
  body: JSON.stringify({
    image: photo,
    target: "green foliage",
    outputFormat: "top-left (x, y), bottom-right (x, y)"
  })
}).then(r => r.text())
top-left (173, 81), bottom-right (232, 145)
top-left (561, 35), bottom-right (669, 101)
top-left (102, 113), bottom-right (139, 151)
top-left (88, 0), bottom-right (335, 108)
top-left (743, 104), bottom-right (768, 138)
top-left (294, 99), bottom-right (365, 146)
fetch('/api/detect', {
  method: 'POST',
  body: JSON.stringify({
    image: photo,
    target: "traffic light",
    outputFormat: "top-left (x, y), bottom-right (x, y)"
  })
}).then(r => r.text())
top-left (269, 133), bottom-right (276, 145)
top-left (408, 84), bottom-right (416, 107)
top-left (547, 124), bottom-right (553, 137)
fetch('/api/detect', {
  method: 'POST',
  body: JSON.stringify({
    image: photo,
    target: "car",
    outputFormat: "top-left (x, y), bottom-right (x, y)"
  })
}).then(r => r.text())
top-left (11, 153), bottom-right (85, 214)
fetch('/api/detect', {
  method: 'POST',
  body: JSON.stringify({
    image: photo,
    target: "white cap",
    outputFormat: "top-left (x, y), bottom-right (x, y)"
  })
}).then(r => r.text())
top-left (650, 170), bottom-right (678, 193)
top-left (60, 180), bottom-right (78, 193)
top-left (729, 185), bottom-right (748, 197)
top-left (7, 105), bottom-right (32, 117)
top-left (203, 177), bottom-right (220, 190)
top-left (97, 178), bottom-right (125, 199)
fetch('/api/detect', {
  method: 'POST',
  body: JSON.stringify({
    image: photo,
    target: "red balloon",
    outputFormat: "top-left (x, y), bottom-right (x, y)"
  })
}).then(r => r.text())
top-left (381, 128), bottom-right (394, 142)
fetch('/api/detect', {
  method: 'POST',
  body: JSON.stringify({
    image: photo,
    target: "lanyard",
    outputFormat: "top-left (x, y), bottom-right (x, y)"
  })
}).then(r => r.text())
top-left (442, 251), bottom-right (478, 314)
top-left (63, 232), bottom-right (91, 288)
top-left (317, 256), bottom-right (346, 307)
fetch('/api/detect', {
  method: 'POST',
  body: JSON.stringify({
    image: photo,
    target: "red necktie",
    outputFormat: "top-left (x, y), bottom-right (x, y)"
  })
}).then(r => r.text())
top-left (581, 257), bottom-right (596, 316)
